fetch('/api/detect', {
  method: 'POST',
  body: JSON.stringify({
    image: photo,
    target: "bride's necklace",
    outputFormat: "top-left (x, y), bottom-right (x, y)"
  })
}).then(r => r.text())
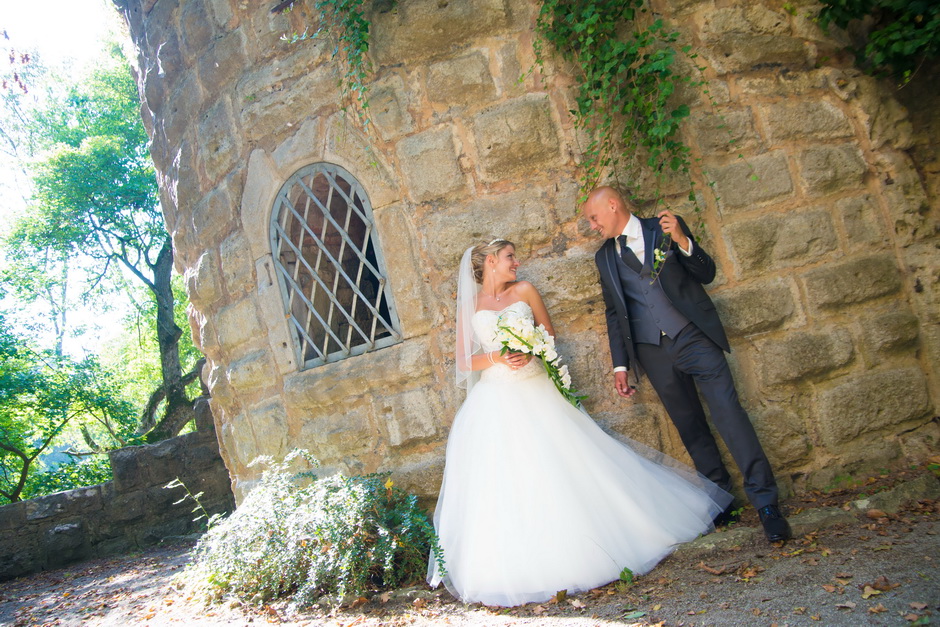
top-left (481, 283), bottom-right (511, 302)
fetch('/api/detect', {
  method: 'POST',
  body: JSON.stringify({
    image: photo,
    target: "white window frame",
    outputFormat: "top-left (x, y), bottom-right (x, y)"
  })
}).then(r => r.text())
top-left (269, 162), bottom-right (402, 369)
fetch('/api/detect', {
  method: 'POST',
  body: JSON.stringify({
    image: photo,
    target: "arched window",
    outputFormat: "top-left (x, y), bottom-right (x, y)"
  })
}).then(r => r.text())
top-left (270, 163), bottom-right (402, 369)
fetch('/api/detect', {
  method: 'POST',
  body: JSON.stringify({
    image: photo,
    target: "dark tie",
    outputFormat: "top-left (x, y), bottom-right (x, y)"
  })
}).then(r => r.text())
top-left (617, 235), bottom-right (642, 273)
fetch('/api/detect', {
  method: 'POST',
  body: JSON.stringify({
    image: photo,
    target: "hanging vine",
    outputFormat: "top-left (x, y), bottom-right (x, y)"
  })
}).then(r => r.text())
top-left (533, 0), bottom-right (706, 210)
top-left (275, 0), bottom-right (374, 131)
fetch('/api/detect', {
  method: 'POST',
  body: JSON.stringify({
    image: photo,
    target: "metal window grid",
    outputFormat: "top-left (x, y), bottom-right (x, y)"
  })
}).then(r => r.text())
top-left (270, 163), bottom-right (402, 369)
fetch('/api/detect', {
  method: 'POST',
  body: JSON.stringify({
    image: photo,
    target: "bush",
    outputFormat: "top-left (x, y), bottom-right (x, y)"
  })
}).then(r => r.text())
top-left (183, 451), bottom-right (443, 606)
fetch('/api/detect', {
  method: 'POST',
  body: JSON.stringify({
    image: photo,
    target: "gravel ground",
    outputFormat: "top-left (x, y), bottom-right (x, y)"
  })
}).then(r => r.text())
top-left (1, 466), bottom-right (938, 627)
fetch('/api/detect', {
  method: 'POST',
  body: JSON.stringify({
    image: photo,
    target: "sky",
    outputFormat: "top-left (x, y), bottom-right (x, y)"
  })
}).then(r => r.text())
top-left (1, 0), bottom-right (122, 67)
top-left (0, 0), bottom-right (135, 355)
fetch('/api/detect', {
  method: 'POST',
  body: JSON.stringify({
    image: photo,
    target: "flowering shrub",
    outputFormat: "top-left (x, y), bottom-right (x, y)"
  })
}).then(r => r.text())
top-left (494, 310), bottom-right (587, 407)
top-left (183, 451), bottom-right (443, 607)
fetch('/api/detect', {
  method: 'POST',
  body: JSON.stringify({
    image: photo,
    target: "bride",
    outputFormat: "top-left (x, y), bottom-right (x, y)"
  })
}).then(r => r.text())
top-left (427, 239), bottom-right (732, 607)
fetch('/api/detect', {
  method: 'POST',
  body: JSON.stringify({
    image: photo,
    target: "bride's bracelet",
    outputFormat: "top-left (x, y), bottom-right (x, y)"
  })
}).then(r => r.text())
top-left (487, 351), bottom-right (496, 366)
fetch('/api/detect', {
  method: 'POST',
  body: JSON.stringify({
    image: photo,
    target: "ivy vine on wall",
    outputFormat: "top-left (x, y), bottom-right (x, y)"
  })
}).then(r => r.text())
top-left (816, 0), bottom-right (940, 87)
top-left (533, 0), bottom-right (702, 207)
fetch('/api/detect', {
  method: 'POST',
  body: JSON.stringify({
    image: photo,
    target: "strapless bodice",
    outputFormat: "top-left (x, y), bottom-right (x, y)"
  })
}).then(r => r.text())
top-left (472, 301), bottom-right (542, 382)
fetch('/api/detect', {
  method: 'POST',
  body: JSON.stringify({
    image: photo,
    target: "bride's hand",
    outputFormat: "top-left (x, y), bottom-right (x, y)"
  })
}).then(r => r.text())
top-left (501, 351), bottom-right (532, 369)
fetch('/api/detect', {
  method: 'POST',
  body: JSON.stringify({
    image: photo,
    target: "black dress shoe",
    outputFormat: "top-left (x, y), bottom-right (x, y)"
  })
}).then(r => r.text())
top-left (758, 504), bottom-right (792, 543)
top-left (712, 502), bottom-right (739, 527)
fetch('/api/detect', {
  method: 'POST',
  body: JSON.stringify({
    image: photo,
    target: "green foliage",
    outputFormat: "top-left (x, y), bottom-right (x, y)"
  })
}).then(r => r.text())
top-left (0, 314), bottom-right (135, 503)
top-left (185, 452), bottom-right (442, 606)
top-left (818, 0), bottom-right (940, 85)
top-left (281, 0), bottom-right (372, 130)
top-left (23, 455), bottom-right (113, 500)
top-left (534, 0), bottom-right (700, 203)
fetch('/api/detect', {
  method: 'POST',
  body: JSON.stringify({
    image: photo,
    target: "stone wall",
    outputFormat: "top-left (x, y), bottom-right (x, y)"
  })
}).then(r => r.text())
top-left (0, 424), bottom-right (234, 580)
top-left (113, 0), bottom-right (938, 503)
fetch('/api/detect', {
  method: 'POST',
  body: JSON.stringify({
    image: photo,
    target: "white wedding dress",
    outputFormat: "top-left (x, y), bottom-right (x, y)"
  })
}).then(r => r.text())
top-left (427, 301), bottom-right (732, 607)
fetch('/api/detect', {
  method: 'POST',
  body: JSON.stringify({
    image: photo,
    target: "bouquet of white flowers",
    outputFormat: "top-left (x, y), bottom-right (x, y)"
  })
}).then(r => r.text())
top-left (494, 309), bottom-right (587, 408)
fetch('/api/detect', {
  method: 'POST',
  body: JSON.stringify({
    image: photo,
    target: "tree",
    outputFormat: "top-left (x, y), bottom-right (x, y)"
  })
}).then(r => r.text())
top-left (0, 314), bottom-right (134, 503)
top-left (4, 45), bottom-right (200, 443)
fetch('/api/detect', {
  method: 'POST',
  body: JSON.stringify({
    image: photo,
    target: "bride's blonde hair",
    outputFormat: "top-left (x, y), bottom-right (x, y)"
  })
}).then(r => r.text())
top-left (470, 239), bottom-right (515, 284)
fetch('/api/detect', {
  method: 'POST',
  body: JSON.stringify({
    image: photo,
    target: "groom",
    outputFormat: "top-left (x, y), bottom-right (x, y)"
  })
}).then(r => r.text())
top-left (582, 186), bottom-right (791, 544)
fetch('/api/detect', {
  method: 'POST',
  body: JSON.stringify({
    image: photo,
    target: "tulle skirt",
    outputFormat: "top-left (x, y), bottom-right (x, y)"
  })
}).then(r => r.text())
top-left (427, 365), bottom-right (732, 607)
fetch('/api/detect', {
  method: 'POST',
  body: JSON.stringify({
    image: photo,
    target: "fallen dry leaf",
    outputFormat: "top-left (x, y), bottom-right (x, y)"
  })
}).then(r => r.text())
top-left (905, 614), bottom-right (923, 622)
top-left (822, 584), bottom-right (839, 593)
top-left (412, 598), bottom-right (426, 609)
top-left (870, 575), bottom-right (901, 591)
top-left (532, 605), bottom-right (546, 615)
top-left (910, 602), bottom-right (928, 610)
top-left (569, 599), bottom-right (586, 609)
top-left (836, 601), bottom-right (857, 610)
top-left (379, 592), bottom-right (390, 604)
top-left (554, 590), bottom-right (567, 604)
top-left (751, 608), bottom-right (761, 616)
top-left (866, 509), bottom-right (888, 519)
top-left (698, 561), bottom-right (726, 576)
top-left (868, 603), bottom-right (887, 614)
top-left (861, 586), bottom-right (882, 599)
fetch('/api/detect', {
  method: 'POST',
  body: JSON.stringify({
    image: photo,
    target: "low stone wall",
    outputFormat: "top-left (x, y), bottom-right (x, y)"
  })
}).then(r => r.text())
top-left (0, 425), bottom-right (234, 581)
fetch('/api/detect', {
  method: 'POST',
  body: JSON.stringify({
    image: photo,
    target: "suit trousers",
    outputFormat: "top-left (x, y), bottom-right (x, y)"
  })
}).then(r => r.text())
top-left (635, 323), bottom-right (778, 508)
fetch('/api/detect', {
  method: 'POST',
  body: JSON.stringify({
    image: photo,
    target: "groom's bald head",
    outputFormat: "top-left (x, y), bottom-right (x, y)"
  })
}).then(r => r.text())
top-left (581, 186), bottom-right (632, 240)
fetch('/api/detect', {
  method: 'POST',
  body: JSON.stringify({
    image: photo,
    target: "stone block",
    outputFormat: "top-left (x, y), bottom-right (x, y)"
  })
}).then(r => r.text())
top-left (712, 278), bottom-right (795, 337)
top-left (196, 29), bottom-right (247, 97)
top-left (179, 0), bottom-right (215, 67)
top-left (196, 96), bottom-right (240, 187)
top-left (395, 125), bottom-right (466, 203)
top-left (323, 112), bottom-right (400, 210)
top-left (702, 34), bottom-right (812, 75)
top-left (297, 404), bottom-right (377, 466)
top-left (271, 117), bottom-right (324, 176)
top-left (219, 232), bottom-right (255, 297)
top-left (226, 349), bottom-right (277, 396)
top-left (859, 307), bottom-right (920, 355)
top-left (227, 411), bottom-right (261, 469)
top-left (239, 62), bottom-right (339, 145)
top-left (422, 188), bottom-right (555, 266)
top-left (875, 151), bottom-right (931, 246)
top-left (0, 501), bottom-right (25, 532)
top-left (108, 491), bottom-right (149, 523)
top-left (44, 521), bottom-right (87, 568)
top-left (216, 297), bottom-right (262, 351)
top-left (701, 6), bottom-right (789, 37)
top-left (164, 74), bottom-right (205, 147)
top-left (191, 183), bottom-right (236, 246)
top-left (519, 250), bottom-right (604, 318)
top-left (816, 368), bottom-right (932, 447)
top-left (283, 337), bottom-right (435, 413)
top-left (246, 400), bottom-right (289, 460)
top-left (864, 474), bottom-right (940, 514)
top-left (801, 254), bottom-right (901, 311)
top-left (473, 94), bottom-right (561, 182)
top-left (372, 204), bottom-right (432, 338)
top-left (241, 149), bottom-right (281, 263)
top-left (763, 100), bottom-right (853, 143)
top-left (376, 387), bottom-right (442, 448)
top-left (369, 73), bottom-right (416, 142)
top-left (382, 451), bottom-right (446, 502)
top-left (751, 405), bottom-right (811, 467)
top-left (253, 255), bottom-right (298, 376)
top-left (110, 446), bottom-right (150, 494)
top-left (724, 208), bottom-right (836, 276)
top-left (710, 151), bottom-right (793, 213)
top-left (689, 108), bottom-right (760, 155)
top-left (426, 51), bottom-right (497, 109)
top-left (736, 70), bottom-right (829, 98)
top-left (754, 327), bottom-right (854, 386)
top-left (836, 194), bottom-right (886, 250)
top-left (798, 144), bottom-right (867, 196)
top-left (369, 0), bottom-right (512, 66)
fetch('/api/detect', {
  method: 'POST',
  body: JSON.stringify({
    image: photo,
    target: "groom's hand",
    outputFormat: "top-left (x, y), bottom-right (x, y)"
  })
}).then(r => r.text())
top-left (614, 371), bottom-right (636, 398)
top-left (657, 209), bottom-right (691, 253)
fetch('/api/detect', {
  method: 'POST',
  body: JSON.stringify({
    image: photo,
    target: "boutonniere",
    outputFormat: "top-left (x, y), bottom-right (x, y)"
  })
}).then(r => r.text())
top-left (650, 232), bottom-right (672, 285)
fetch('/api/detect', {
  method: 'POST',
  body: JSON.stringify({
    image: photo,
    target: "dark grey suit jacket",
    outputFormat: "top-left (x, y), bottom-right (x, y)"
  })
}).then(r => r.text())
top-left (595, 215), bottom-right (730, 373)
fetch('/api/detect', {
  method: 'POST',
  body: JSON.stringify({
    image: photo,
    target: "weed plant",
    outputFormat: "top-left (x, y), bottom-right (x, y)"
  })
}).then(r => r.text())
top-left (183, 451), bottom-right (443, 607)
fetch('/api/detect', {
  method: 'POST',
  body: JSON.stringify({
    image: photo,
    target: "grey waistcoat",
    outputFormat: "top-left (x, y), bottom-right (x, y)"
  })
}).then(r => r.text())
top-left (615, 253), bottom-right (690, 345)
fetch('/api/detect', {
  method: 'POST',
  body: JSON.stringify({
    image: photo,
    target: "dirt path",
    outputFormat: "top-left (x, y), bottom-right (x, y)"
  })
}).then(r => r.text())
top-left (2, 468), bottom-right (938, 627)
